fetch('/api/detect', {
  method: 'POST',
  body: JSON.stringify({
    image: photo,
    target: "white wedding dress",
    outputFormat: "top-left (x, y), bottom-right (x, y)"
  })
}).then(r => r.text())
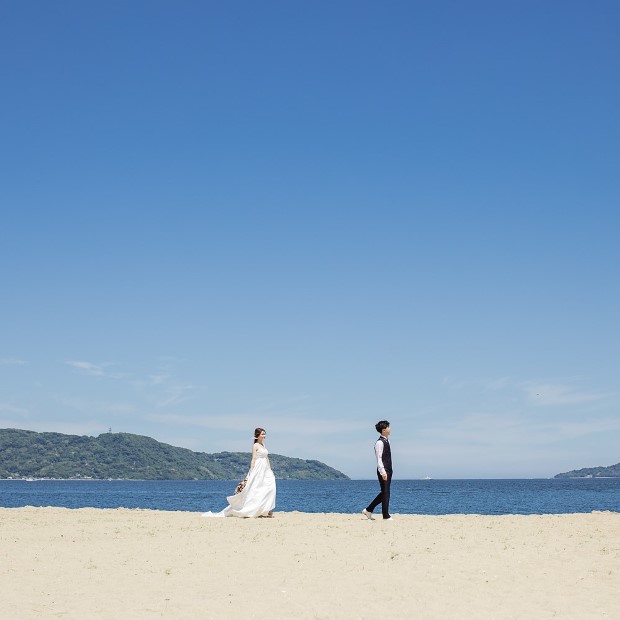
top-left (202, 443), bottom-right (276, 518)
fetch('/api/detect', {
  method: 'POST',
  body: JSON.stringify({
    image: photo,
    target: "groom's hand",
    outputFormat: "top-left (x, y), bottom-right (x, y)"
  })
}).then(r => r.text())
top-left (381, 473), bottom-right (387, 481)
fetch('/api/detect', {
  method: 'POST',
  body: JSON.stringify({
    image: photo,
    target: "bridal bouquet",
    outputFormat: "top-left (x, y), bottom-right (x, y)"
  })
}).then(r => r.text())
top-left (234, 477), bottom-right (248, 495)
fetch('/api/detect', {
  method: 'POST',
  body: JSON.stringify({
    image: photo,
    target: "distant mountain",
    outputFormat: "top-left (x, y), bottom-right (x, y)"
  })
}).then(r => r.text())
top-left (0, 429), bottom-right (349, 480)
top-left (554, 462), bottom-right (620, 478)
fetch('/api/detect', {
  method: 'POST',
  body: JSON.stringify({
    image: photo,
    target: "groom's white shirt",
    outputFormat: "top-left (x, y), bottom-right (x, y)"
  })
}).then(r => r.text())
top-left (375, 437), bottom-right (388, 476)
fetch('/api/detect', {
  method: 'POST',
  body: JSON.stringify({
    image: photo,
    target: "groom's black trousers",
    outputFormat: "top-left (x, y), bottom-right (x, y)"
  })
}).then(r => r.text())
top-left (366, 470), bottom-right (392, 519)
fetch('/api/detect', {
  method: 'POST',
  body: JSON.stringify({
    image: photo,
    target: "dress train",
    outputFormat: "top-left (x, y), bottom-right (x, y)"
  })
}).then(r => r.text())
top-left (202, 444), bottom-right (276, 518)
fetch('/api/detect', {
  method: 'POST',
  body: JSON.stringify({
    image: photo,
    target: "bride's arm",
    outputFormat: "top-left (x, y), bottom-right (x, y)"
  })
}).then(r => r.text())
top-left (249, 442), bottom-right (259, 471)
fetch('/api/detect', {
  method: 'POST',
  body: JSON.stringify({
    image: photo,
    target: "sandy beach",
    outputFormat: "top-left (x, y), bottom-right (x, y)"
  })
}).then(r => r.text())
top-left (1, 507), bottom-right (618, 619)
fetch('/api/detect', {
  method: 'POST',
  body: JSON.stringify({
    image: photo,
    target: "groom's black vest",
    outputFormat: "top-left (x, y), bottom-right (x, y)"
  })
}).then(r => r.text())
top-left (378, 436), bottom-right (392, 474)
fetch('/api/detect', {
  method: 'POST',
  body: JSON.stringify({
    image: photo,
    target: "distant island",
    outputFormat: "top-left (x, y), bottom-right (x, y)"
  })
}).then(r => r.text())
top-left (554, 462), bottom-right (620, 478)
top-left (0, 428), bottom-right (349, 480)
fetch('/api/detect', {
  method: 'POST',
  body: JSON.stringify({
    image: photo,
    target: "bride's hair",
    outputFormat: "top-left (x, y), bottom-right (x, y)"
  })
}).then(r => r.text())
top-left (254, 428), bottom-right (266, 443)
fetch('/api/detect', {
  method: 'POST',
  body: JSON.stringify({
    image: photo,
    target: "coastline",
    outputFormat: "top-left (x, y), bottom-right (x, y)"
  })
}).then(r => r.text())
top-left (2, 507), bottom-right (618, 619)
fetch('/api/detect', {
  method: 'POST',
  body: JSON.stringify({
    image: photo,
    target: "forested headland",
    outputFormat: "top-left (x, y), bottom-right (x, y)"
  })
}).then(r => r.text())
top-left (0, 429), bottom-right (349, 480)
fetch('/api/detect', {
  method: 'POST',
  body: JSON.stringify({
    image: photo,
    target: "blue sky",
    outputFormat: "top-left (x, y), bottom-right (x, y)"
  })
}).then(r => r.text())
top-left (1, 1), bottom-right (618, 478)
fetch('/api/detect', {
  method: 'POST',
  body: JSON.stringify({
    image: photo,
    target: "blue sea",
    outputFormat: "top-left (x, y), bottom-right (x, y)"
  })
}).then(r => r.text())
top-left (1, 478), bottom-right (619, 514)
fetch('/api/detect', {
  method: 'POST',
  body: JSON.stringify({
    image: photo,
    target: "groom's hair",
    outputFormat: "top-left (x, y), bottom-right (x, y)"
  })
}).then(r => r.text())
top-left (375, 420), bottom-right (390, 433)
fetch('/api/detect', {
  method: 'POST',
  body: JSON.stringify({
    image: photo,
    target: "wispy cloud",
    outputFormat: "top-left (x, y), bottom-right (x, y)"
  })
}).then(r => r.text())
top-left (154, 383), bottom-right (199, 407)
top-left (417, 412), bottom-right (527, 448)
top-left (65, 360), bottom-right (124, 379)
top-left (522, 383), bottom-right (609, 406)
top-left (163, 395), bottom-right (317, 435)
top-left (53, 395), bottom-right (137, 416)
top-left (416, 410), bottom-right (620, 451)
top-left (65, 360), bottom-right (105, 377)
top-left (145, 412), bottom-right (368, 436)
top-left (0, 358), bottom-right (28, 365)
top-left (123, 358), bottom-right (202, 408)
top-left (551, 417), bottom-right (620, 440)
top-left (148, 373), bottom-right (171, 386)
top-left (146, 413), bottom-right (255, 431)
top-left (129, 376), bottom-right (202, 408)
top-left (444, 375), bottom-right (612, 408)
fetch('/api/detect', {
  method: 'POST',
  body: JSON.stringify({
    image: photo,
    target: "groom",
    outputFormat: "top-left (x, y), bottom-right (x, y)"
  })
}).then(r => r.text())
top-left (362, 420), bottom-right (393, 521)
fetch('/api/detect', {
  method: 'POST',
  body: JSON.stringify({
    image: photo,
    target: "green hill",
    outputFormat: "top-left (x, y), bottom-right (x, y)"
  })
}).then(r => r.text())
top-left (0, 428), bottom-right (349, 480)
top-left (554, 462), bottom-right (620, 478)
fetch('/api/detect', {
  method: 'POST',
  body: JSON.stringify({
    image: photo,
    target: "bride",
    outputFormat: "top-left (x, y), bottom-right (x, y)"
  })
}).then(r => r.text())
top-left (203, 428), bottom-right (276, 518)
